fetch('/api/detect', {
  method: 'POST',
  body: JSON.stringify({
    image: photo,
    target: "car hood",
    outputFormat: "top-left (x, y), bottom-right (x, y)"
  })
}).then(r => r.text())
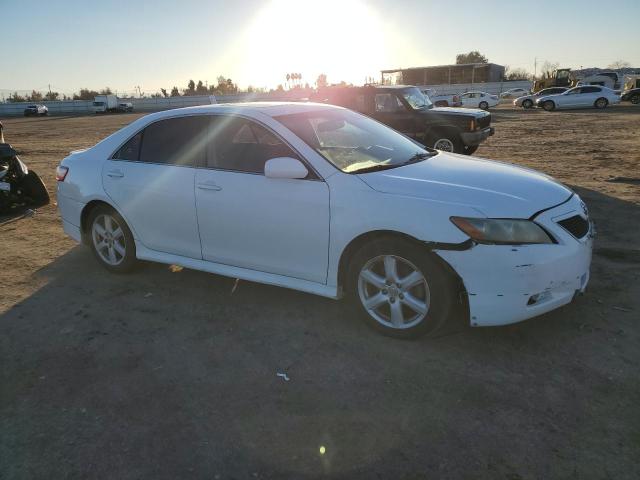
top-left (428, 106), bottom-right (488, 119)
top-left (356, 152), bottom-right (572, 218)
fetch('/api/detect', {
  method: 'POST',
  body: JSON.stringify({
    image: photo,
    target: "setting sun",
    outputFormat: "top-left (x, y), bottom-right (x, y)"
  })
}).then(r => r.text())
top-left (233, 0), bottom-right (394, 88)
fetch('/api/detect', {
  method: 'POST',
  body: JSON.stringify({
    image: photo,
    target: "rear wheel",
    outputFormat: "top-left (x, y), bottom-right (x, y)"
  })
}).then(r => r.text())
top-left (88, 206), bottom-right (137, 273)
top-left (630, 94), bottom-right (640, 105)
top-left (347, 237), bottom-right (455, 339)
top-left (594, 97), bottom-right (608, 109)
top-left (479, 101), bottom-right (489, 110)
top-left (542, 100), bottom-right (555, 111)
top-left (522, 99), bottom-right (534, 109)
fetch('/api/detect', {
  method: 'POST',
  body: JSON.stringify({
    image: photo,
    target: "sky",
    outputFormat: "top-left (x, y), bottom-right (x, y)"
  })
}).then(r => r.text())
top-left (2, 0), bottom-right (639, 97)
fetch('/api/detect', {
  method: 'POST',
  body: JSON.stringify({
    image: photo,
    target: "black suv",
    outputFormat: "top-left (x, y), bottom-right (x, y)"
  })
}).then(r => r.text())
top-left (312, 85), bottom-right (494, 155)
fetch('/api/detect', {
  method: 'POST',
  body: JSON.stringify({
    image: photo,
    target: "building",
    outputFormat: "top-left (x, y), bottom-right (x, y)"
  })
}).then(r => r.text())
top-left (381, 63), bottom-right (506, 86)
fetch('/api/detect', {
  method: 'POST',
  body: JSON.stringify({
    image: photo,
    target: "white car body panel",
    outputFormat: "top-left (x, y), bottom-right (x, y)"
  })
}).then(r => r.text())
top-left (536, 86), bottom-right (621, 110)
top-left (459, 91), bottom-right (499, 109)
top-left (57, 103), bottom-right (593, 328)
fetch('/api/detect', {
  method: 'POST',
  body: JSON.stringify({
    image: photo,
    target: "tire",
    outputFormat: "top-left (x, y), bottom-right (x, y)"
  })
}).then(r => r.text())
top-left (594, 97), bottom-right (608, 109)
top-left (522, 99), bottom-right (533, 109)
top-left (87, 205), bottom-right (137, 273)
top-left (479, 101), bottom-right (489, 110)
top-left (20, 170), bottom-right (50, 207)
top-left (347, 237), bottom-right (456, 339)
top-left (427, 129), bottom-right (464, 154)
top-left (631, 94), bottom-right (640, 105)
top-left (463, 144), bottom-right (479, 155)
top-left (542, 100), bottom-right (555, 111)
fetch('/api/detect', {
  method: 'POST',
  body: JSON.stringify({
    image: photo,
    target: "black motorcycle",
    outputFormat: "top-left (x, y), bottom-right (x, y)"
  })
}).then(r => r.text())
top-left (0, 143), bottom-right (50, 214)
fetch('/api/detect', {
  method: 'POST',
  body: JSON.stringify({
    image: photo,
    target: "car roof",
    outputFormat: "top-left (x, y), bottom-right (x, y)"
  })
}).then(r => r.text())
top-left (137, 102), bottom-right (344, 122)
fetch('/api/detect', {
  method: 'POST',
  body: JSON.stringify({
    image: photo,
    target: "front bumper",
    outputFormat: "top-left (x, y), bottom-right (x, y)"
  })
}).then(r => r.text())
top-left (436, 194), bottom-right (593, 327)
top-left (460, 127), bottom-right (495, 146)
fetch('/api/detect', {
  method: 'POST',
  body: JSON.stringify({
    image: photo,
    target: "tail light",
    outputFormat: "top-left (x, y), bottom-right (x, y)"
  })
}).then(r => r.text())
top-left (56, 165), bottom-right (69, 181)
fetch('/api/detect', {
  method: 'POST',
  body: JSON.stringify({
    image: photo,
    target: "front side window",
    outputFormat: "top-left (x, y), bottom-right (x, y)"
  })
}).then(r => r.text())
top-left (207, 117), bottom-right (297, 174)
top-left (139, 116), bottom-right (209, 166)
top-left (565, 88), bottom-right (581, 95)
top-left (275, 109), bottom-right (435, 174)
top-left (374, 93), bottom-right (403, 112)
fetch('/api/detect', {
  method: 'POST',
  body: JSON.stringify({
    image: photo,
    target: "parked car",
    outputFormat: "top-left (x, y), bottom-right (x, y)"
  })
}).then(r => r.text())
top-left (536, 85), bottom-right (620, 111)
top-left (500, 88), bottom-right (530, 99)
top-left (23, 104), bottom-right (48, 116)
top-left (620, 88), bottom-right (640, 104)
top-left (56, 103), bottom-right (592, 338)
top-left (118, 102), bottom-right (134, 112)
top-left (421, 88), bottom-right (462, 107)
top-left (513, 87), bottom-right (568, 109)
top-left (459, 91), bottom-right (499, 110)
top-left (313, 85), bottom-right (493, 155)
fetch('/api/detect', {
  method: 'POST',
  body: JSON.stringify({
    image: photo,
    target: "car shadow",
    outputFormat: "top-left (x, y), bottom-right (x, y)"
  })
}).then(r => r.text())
top-left (1, 186), bottom-right (638, 478)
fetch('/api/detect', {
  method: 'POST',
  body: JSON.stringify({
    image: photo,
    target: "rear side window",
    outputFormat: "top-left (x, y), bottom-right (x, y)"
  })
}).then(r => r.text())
top-left (207, 117), bottom-right (297, 174)
top-left (113, 132), bottom-right (142, 161)
top-left (139, 116), bottom-right (210, 166)
top-left (581, 86), bottom-right (600, 93)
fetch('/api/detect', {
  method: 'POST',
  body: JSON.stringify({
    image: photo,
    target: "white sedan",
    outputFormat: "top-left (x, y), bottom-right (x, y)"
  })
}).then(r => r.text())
top-left (56, 103), bottom-right (592, 338)
top-left (536, 85), bottom-right (620, 111)
top-left (500, 88), bottom-right (530, 99)
top-left (459, 91), bottom-right (500, 110)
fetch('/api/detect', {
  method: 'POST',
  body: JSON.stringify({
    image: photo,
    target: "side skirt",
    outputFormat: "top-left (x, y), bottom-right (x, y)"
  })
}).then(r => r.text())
top-left (135, 243), bottom-right (340, 300)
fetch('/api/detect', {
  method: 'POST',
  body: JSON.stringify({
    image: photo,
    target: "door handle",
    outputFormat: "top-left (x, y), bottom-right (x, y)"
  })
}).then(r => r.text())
top-left (197, 182), bottom-right (222, 191)
top-left (107, 170), bottom-right (124, 178)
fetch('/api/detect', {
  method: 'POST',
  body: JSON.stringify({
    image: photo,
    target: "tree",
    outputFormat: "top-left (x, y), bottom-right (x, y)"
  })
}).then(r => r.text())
top-left (608, 60), bottom-right (631, 70)
top-left (456, 51), bottom-right (488, 64)
top-left (539, 61), bottom-right (559, 79)
top-left (45, 91), bottom-right (59, 101)
top-left (196, 80), bottom-right (208, 94)
top-left (73, 88), bottom-right (100, 100)
top-left (184, 79), bottom-right (196, 96)
top-left (8, 92), bottom-right (26, 103)
top-left (504, 66), bottom-right (532, 81)
top-left (316, 73), bottom-right (328, 88)
top-left (27, 90), bottom-right (44, 102)
top-left (170, 86), bottom-right (180, 97)
top-left (150, 92), bottom-right (162, 98)
top-left (160, 88), bottom-right (168, 98)
top-left (99, 87), bottom-right (113, 95)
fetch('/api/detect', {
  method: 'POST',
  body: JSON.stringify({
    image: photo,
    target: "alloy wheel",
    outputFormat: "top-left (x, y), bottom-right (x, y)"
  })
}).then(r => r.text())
top-left (433, 138), bottom-right (455, 152)
top-left (92, 213), bottom-right (126, 266)
top-left (357, 255), bottom-right (431, 329)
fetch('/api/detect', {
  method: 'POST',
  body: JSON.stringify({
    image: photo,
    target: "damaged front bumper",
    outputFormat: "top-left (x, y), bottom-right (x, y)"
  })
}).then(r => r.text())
top-left (436, 194), bottom-right (593, 327)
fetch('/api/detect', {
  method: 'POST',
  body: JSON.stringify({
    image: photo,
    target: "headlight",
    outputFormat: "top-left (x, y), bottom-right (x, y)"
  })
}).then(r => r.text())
top-left (450, 217), bottom-right (554, 244)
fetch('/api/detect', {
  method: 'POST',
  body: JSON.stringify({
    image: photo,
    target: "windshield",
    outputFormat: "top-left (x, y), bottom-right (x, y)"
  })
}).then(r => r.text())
top-left (93, 101), bottom-right (105, 106)
top-left (400, 87), bottom-right (432, 110)
top-left (275, 109), bottom-right (435, 174)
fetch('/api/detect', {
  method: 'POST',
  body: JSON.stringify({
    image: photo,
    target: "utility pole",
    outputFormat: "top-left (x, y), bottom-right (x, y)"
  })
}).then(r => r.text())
top-left (534, 57), bottom-right (537, 80)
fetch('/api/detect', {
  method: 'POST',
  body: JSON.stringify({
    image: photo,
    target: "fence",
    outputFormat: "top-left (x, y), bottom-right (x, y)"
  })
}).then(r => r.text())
top-left (0, 91), bottom-right (311, 117)
top-left (420, 80), bottom-right (533, 96)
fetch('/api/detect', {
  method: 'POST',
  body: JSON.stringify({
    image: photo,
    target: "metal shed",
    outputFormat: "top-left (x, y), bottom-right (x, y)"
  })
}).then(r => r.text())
top-left (382, 63), bottom-right (506, 86)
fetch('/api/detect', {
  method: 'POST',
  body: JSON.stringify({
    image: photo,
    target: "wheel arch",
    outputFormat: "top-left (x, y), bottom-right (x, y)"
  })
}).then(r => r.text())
top-left (336, 229), bottom-right (466, 297)
top-left (80, 199), bottom-right (129, 244)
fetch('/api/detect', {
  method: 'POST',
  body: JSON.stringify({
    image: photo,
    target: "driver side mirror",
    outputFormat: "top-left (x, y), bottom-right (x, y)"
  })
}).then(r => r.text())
top-left (264, 157), bottom-right (308, 179)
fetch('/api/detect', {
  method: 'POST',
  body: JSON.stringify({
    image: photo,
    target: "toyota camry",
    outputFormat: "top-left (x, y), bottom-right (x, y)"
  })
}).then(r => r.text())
top-left (56, 103), bottom-right (592, 338)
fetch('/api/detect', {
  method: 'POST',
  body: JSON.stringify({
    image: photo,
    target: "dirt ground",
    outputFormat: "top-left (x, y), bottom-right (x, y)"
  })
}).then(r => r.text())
top-left (1, 105), bottom-right (639, 479)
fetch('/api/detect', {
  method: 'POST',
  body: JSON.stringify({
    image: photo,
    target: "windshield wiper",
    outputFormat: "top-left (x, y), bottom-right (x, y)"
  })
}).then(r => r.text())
top-left (349, 163), bottom-right (400, 174)
top-left (403, 151), bottom-right (437, 165)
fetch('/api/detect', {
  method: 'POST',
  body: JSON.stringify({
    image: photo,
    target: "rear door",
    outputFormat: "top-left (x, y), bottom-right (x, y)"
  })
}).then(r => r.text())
top-left (578, 86), bottom-right (600, 107)
top-left (102, 115), bottom-right (208, 259)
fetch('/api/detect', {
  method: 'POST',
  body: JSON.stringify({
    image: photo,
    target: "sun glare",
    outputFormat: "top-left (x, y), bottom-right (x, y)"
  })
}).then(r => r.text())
top-left (232, 0), bottom-right (395, 88)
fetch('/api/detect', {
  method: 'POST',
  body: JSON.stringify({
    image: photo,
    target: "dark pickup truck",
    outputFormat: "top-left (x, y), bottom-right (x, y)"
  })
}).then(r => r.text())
top-left (312, 85), bottom-right (494, 155)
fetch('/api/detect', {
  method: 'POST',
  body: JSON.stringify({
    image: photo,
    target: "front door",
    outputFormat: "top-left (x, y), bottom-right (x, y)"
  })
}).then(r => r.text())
top-left (371, 92), bottom-right (417, 138)
top-left (195, 116), bottom-right (330, 284)
top-left (102, 115), bottom-right (209, 259)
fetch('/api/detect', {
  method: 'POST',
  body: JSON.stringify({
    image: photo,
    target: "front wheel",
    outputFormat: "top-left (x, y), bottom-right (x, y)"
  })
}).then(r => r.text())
top-left (88, 206), bottom-right (137, 273)
top-left (348, 238), bottom-right (455, 339)
top-left (594, 97), bottom-right (608, 109)
top-left (427, 130), bottom-right (464, 154)
top-left (479, 101), bottom-right (489, 110)
top-left (522, 99), bottom-right (533, 109)
top-left (542, 100), bottom-right (555, 111)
